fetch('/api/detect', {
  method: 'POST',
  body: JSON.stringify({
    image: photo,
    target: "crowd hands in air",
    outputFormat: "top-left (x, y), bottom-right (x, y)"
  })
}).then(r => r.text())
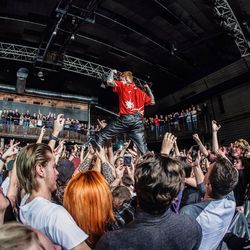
top-left (0, 114), bottom-right (249, 249)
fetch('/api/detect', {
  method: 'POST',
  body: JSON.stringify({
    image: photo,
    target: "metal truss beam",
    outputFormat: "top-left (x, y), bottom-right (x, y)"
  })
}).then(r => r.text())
top-left (0, 42), bottom-right (147, 87)
top-left (0, 43), bottom-right (37, 62)
top-left (213, 0), bottom-right (250, 57)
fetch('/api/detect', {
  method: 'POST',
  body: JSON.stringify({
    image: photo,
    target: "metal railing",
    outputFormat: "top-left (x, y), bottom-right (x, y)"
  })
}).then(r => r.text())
top-left (0, 124), bottom-right (87, 143)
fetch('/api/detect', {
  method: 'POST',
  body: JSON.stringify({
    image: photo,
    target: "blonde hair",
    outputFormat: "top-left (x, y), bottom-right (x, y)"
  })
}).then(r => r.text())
top-left (233, 139), bottom-right (249, 151)
top-left (120, 71), bottom-right (133, 81)
top-left (16, 143), bottom-right (52, 193)
top-left (0, 222), bottom-right (45, 250)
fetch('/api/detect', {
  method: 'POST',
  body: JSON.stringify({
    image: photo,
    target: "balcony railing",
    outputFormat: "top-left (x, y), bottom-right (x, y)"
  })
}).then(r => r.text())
top-left (0, 114), bottom-right (211, 144)
top-left (0, 124), bottom-right (87, 143)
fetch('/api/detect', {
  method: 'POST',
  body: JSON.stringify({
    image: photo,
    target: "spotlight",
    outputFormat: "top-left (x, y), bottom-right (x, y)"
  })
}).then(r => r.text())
top-left (52, 30), bottom-right (57, 36)
top-left (171, 43), bottom-right (177, 52)
top-left (17, 68), bottom-right (29, 80)
top-left (70, 34), bottom-right (75, 40)
top-left (37, 71), bottom-right (43, 78)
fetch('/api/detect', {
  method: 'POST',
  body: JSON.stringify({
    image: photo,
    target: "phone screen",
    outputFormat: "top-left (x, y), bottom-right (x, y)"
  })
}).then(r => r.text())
top-left (123, 155), bottom-right (132, 166)
top-left (191, 145), bottom-right (199, 162)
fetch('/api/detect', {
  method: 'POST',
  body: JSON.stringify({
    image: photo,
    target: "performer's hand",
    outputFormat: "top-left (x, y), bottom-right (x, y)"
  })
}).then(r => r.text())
top-left (112, 69), bottom-right (117, 74)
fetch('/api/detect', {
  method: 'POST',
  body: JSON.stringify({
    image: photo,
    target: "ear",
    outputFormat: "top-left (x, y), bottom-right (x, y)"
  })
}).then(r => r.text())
top-left (35, 164), bottom-right (45, 178)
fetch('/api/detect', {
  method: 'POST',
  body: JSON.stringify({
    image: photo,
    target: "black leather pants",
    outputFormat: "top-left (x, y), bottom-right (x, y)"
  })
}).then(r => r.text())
top-left (96, 113), bottom-right (148, 155)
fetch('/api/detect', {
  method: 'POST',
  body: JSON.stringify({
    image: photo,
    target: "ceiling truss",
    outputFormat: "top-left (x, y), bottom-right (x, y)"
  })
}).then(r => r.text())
top-left (0, 42), bottom-right (147, 87)
top-left (214, 0), bottom-right (250, 57)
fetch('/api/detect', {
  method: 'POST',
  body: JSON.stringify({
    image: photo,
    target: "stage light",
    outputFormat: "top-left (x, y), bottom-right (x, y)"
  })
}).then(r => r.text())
top-left (17, 68), bottom-right (29, 80)
top-left (38, 71), bottom-right (43, 78)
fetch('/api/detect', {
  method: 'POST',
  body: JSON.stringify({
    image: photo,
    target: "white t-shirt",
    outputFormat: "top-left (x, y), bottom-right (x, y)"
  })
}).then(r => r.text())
top-left (20, 194), bottom-right (88, 250)
top-left (1, 176), bottom-right (10, 195)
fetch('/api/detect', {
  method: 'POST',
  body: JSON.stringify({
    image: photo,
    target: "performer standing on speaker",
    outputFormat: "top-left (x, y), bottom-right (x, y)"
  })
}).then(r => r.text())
top-left (95, 69), bottom-right (155, 155)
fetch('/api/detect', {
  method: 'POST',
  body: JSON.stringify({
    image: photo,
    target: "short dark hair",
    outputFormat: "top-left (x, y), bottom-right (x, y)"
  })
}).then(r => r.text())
top-left (135, 155), bottom-right (185, 215)
top-left (112, 186), bottom-right (131, 201)
top-left (122, 173), bottom-right (134, 187)
top-left (210, 158), bottom-right (238, 198)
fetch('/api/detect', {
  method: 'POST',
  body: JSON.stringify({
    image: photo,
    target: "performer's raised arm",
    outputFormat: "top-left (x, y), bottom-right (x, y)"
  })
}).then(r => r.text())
top-left (144, 83), bottom-right (155, 105)
top-left (106, 69), bottom-right (117, 87)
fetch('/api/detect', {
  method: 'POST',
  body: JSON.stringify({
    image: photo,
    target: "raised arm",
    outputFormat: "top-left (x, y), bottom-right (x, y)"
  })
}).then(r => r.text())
top-left (106, 69), bottom-right (117, 87)
top-left (0, 142), bottom-right (20, 174)
top-left (173, 140), bottom-right (181, 157)
top-left (78, 145), bottom-right (95, 172)
top-left (54, 140), bottom-right (65, 164)
top-left (192, 151), bottom-right (205, 186)
top-left (95, 145), bottom-right (115, 184)
top-left (36, 126), bottom-right (46, 144)
top-left (144, 84), bottom-right (155, 105)
top-left (48, 114), bottom-right (65, 151)
top-left (193, 133), bottom-right (209, 157)
top-left (212, 120), bottom-right (221, 153)
top-left (161, 132), bottom-right (176, 156)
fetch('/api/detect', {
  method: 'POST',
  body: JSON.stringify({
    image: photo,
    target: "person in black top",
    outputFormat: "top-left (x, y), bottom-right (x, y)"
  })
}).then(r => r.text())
top-left (96, 133), bottom-right (202, 250)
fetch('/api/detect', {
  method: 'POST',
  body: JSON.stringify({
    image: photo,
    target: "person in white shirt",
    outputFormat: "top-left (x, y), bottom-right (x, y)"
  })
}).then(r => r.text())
top-left (16, 143), bottom-right (90, 250)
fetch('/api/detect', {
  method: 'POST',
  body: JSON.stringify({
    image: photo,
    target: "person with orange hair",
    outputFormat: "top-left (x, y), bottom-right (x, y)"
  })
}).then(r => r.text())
top-left (96, 69), bottom-right (155, 155)
top-left (64, 170), bottom-right (115, 248)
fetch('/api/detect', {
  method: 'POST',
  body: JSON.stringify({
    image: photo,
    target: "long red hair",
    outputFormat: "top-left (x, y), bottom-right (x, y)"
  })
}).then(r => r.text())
top-left (63, 170), bottom-right (115, 247)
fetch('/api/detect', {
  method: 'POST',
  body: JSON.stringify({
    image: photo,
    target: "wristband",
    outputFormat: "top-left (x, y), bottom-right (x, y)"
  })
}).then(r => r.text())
top-left (49, 135), bottom-right (58, 141)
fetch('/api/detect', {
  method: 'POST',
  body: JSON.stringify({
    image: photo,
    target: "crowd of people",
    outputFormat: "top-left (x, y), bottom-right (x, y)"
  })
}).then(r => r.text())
top-left (0, 116), bottom-right (249, 249)
top-left (0, 69), bottom-right (249, 250)
top-left (0, 102), bottom-right (211, 142)
top-left (0, 109), bottom-right (102, 136)
top-left (0, 110), bottom-right (103, 143)
top-left (144, 103), bottom-right (211, 139)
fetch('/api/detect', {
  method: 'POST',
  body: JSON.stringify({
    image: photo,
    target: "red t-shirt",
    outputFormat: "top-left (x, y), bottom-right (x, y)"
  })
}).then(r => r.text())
top-left (153, 117), bottom-right (160, 126)
top-left (113, 81), bottom-right (152, 115)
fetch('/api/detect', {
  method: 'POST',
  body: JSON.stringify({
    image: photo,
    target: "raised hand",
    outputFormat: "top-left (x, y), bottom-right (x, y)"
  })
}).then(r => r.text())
top-left (40, 126), bottom-right (46, 135)
top-left (54, 140), bottom-right (65, 157)
top-left (95, 145), bottom-right (106, 162)
top-left (88, 144), bottom-right (95, 155)
top-left (212, 120), bottom-right (221, 132)
top-left (124, 140), bottom-right (131, 149)
top-left (53, 114), bottom-right (65, 135)
top-left (161, 133), bottom-right (176, 155)
top-left (192, 150), bottom-right (201, 166)
top-left (2, 142), bottom-right (20, 160)
top-left (97, 119), bottom-right (107, 129)
top-left (9, 139), bottom-right (15, 147)
top-left (192, 133), bottom-right (201, 143)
